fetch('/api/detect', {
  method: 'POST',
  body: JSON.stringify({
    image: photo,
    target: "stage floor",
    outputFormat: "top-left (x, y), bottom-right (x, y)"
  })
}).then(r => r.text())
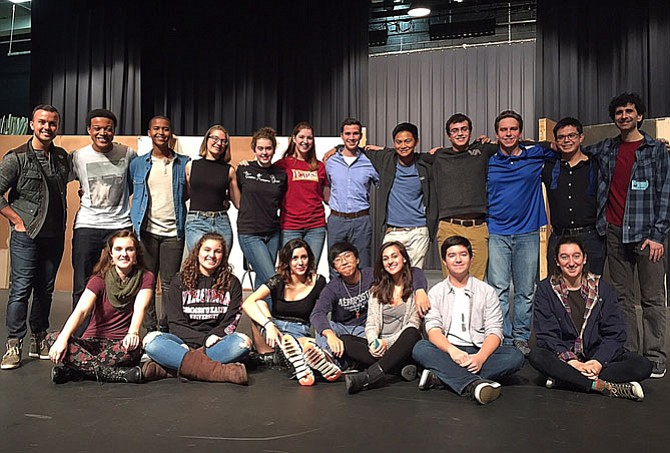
top-left (1, 288), bottom-right (668, 453)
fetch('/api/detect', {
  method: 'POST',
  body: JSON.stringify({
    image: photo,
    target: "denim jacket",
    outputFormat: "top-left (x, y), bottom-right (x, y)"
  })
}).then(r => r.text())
top-left (0, 140), bottom-right (71, 238)
top-left (129, 151), bottom-right (189, 240)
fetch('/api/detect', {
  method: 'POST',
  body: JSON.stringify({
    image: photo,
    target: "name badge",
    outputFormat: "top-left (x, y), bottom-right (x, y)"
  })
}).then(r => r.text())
top-left (631, 179), bottom-right (649, 190)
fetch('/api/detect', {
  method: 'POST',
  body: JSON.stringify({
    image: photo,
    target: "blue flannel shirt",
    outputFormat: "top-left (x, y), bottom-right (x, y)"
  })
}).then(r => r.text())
top-left (585, 131), bottom-right (670, 244)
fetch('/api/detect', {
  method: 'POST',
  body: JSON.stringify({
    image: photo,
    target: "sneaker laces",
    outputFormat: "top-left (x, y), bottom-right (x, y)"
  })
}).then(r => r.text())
top-left (604, 382), bottom-right (640, 400)
top-left (279, 335), bottom-right (314, 386)
top-left (3, 346), bottom-right (20, 358)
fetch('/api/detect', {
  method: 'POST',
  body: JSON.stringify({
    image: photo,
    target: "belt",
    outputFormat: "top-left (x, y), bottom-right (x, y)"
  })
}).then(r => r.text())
top-left (386, 225), bottom-right (426, 233)
top-left (191, 210), bottom-right (227, 218)
top-left (442, 217), bottom-right (485, 227)
top-left (553, 225), bottom-right (596, 236)
top-left (330, 209), bottom-right (369, 219)
top-left (274, 316), bottom-right (309, 325)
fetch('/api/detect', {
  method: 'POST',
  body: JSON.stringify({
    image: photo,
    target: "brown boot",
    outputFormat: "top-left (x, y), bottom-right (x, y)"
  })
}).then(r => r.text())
top-left (141, 360), bottom-right (176, 382)
top-left (178, 350), bottom-right (248, 385)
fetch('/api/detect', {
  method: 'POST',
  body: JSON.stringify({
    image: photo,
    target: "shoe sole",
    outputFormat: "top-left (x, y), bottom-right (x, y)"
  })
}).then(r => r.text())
top-left (303, 345), bottom-right (342, 382)
top-left (475, 382), bottom-right (502, 404)
top-left (1, 363), bottom-right (20, 370)
top-left (650, 370), bottom-right (666, 379)
top-left (280, 335), bottom-right (314, 386)
top-left (418, 369), bottom-right (431, 391)
top-left (401, 364), bottom-right (417, 382)
top-left (28, 352), bottom-right (50, 360)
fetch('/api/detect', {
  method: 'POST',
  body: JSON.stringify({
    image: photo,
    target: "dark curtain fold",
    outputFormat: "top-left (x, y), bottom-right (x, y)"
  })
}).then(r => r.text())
top-left (535, 0), bottom-right (670, 124)
top-left (30, 0), bottom-right (368, 136)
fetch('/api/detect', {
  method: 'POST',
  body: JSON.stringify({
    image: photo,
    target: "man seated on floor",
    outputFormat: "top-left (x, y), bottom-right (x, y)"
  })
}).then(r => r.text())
top-left (412, 235), bottom-right (524, 405)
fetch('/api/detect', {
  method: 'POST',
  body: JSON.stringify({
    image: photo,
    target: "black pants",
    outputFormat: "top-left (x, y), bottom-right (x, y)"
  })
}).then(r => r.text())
top-left (342, 327), bottom-right (421, 374)
top-left (529, 347), bottom-right (652, 391)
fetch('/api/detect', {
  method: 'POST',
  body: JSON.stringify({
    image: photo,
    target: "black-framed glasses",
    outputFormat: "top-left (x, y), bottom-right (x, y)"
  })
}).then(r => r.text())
top-left (208, 135), bottom-right (228, 145)
top-left (556, 132), bottom-right (580, 142)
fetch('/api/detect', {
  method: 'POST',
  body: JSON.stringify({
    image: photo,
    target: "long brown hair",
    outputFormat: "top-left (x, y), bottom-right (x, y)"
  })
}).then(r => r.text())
top-left (92, 230), bottom-right (146, 277)
top-left (276, 238), bottom-right (315, 284)
top-left (371, 241), bottom-right (413, 305)
top-left (282, 121), bottom-right (318, 171)
top-left (180, 232), bottom-right (232, 291)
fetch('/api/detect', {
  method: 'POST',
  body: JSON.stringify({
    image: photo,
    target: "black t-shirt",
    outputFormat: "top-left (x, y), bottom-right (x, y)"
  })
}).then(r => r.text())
top-left (266, 274), bottom-right (327, 324)
top-left (236, 161), bottom-right (287, 235)
top-left (189, 158), bottom-right (230, 212)
top-left (567, 289), bottom-right (586, 333)
top-left (34, 150), bottom-right (64, 238)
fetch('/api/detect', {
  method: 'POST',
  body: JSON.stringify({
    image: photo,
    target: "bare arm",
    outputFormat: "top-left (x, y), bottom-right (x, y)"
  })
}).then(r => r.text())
top-left (229, 166), bottom-right (241, 210)
top-left (241, 285), bottom-right (280, 347)
top-left (123, 287), bottom-right (152, 351)
top-left (48, 289), bottom-right (97, 364)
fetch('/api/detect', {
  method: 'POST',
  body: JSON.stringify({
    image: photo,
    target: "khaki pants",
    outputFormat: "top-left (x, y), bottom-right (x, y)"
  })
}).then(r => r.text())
top-left (382, 226), bottom-right (431, 269)
top-left (436, 220), bottom-right (489, 281)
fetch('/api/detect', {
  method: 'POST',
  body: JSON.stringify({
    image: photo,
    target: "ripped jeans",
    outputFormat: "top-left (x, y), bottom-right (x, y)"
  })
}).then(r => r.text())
top-left (143, 332), bottom-right (251, 371)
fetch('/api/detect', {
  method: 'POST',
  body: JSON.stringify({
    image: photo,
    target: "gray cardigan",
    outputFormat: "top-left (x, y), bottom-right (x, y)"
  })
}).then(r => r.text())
top-left (365, 293), bottom-right (421, 348)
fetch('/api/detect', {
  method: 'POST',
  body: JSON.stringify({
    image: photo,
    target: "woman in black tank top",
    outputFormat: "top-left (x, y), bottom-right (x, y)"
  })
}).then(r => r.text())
top-left (184, 125), bottom-right (240, 252)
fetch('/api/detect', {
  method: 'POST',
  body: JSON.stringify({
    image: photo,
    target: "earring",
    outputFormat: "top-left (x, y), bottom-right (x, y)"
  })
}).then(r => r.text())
top-left (403, 259), bottom-right (407, 263)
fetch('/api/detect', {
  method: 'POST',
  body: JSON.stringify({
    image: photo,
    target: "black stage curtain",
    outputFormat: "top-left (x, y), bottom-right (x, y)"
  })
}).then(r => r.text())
top-left (535, 0), bottom-right (670, 124)
top-left (31, 0), bottom-right (368, 136)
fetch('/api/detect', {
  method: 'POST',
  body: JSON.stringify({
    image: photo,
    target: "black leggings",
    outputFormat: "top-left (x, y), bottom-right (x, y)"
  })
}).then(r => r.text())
top-left (341, 327), bottom-right (421, 374)
top-left (529, 347), bottom-right (652, 391)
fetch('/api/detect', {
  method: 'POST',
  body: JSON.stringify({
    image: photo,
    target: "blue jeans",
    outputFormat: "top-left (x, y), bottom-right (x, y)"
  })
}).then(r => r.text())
top-left (281, 227), bottom-right (327, 267)
top-left (327, 215), bottom-right (372, 275)
top-left (238, 232), bottom-right (280, 294)
top-left (6, 231), bottom-right (64, 339)
top-left (487, 231), bottom-right (539, 343)
top-left (274, 319), bottom-right (311, 339)
top-left (412, 340), bottom-right (524, 394)
top-left (144, 332), bottom-right (251, 370)
top-left (185, 211), bottom-right (234, 253)
top-left (315, 321), bottom-right (366, 368)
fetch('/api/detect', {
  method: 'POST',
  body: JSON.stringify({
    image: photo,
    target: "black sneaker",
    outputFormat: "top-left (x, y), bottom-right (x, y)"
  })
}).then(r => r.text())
top-left (650, 362), bottom-right (666, 379)
top-left (29, 332), bottom-right (49, 360)
top-left (601, 381), bottom-right (644, 401)
top-left (418, 369), bottom-right (444, 391)
top-left (464, 379), bottom-right (502, 405)
top-left (400, 364), bottom-right (418, 382)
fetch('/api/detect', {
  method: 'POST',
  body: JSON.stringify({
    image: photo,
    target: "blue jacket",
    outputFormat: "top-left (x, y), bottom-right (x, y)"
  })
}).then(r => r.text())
top-left (533, 277), bottom-right (626, 365)
top-left (129, 151), bottom-right (189, 240)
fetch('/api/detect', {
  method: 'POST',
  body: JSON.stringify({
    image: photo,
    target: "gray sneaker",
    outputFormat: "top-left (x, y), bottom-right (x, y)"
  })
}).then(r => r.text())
top-left (513, 339), bottom-right (531, 357)
top-left (601, 381), bottom-right (644, 402)
top-left (464, 379), bottom-right (502, 405)
top-left (1, 338), bottom-right (22, 370)
top-left (29, 332), bottom-right (49, 360)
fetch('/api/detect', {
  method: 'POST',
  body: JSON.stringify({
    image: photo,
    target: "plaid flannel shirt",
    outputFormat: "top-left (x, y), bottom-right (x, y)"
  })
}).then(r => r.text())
top-left (584, 131), bottom-right (670, 244)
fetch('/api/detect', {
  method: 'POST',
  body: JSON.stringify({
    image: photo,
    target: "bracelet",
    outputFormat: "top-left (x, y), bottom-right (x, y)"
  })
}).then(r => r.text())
top-left (127, 332), bottom-right (139, 336)
top-left (262, 319), bottom-right (273, 328)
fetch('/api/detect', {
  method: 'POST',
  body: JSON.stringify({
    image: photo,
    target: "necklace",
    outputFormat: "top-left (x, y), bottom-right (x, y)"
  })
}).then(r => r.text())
top-left (342, 275), bottom-right (363, 319)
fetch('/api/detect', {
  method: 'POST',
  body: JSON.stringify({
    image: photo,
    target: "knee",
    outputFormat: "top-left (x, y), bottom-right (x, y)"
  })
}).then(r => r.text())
top-left (234, 332), bottom-right (253, 352)
top-left (142, 331), bottom-right (163, 349)
top-left (411, 339), bottom-right (433, 361)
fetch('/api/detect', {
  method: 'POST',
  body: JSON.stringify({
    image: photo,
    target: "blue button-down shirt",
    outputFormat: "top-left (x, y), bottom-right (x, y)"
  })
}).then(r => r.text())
top-left (326, 146), bottom-right (379, 213)
top-left (584, 131), bottom-right (670, 244)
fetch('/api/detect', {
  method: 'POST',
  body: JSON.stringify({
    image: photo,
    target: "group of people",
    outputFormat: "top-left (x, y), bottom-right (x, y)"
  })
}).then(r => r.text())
top-left (0, 90), bottom-right (667, 404)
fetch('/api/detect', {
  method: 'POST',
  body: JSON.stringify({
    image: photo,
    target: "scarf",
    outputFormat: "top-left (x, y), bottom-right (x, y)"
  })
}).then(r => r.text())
top-left (104, 268), bottom-right (144, 311)
top-left (549, 272), bottom-right (600, 358)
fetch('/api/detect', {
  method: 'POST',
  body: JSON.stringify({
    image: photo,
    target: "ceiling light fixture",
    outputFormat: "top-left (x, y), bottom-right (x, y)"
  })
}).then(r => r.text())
top-left (408, 2), bottom-right (431, 18)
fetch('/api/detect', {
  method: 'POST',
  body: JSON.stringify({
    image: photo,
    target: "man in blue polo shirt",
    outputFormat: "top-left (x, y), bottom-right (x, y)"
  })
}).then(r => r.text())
top-left (326, 118), bottom-right (380, 270)
top-left (487, 110), bottom-right (554, 356)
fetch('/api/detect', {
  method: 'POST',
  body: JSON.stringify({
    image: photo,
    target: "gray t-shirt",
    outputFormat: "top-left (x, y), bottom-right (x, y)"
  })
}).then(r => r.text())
top-left (381, 302), bottom-right (407, 338)
top-left (72, 142), bottom-right (136, 229)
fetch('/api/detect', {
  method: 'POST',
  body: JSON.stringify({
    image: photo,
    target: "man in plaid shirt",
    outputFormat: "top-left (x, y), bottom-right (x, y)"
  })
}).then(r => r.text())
top-left (585, 92), bottom-right (670, 379)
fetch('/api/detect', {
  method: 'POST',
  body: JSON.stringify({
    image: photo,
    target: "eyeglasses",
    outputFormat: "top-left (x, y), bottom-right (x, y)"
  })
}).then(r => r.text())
top-left (448, 126), bottom-right (470, 135)
top-left (333, 251), bottom-right (355, 266)
top-left (208, 135), bottom-right (228, 145)
top-left (556, 132), bottom-right (580, 142)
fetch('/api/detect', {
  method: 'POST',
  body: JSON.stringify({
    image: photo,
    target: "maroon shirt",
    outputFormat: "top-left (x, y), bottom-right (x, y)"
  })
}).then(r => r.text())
top-left (606, 139), bottom-right (642, 227)
top-left (82, 271), bottom-right (155, 340)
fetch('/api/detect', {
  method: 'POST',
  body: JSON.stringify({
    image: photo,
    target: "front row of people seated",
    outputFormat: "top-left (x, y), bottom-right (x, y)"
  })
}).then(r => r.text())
top-left (46, 230), bottom-right (652, 403)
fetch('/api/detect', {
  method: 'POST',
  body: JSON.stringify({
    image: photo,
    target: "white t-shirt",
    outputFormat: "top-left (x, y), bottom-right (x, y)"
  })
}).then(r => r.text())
top-left (71, 142), bottom-right (136, 229)
top-left (144, 156), bottom-right (176, 236)
top-left (447, 287), bottom-right (474, 347)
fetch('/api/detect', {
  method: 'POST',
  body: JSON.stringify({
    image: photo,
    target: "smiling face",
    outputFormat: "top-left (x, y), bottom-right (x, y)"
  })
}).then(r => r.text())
top-left (110, 237), bottom-right (137, 273)
top-left (293, 128), bottom-right (314, 158)
top-left (495, 117), bottom-right (522, 153)
top-left (340, 124), bottom-right (362, 153)
top-left (555, 125), bottom-right (584, 155)
top-left (87, 117), bottom-right (116, 152)
top-left (205, 129), bottom-right (228, 160)
top-left (556, 243), bottom-right (587, 281)
top-left (30, 109), bottom-right (59, 146)
top-left (148, 118), bottom-right (172, 148)
top-left (443, 244), bottom-right (471, 281)
top-left (447, 120), bottom-right (471, 151)
top-left (253, 138), bottom-right (275, 167)
top-left (198, 239), bottom-right (224, 276)
top-left (381, 245), bottom-right (405, 277)
top-left (289, 246), bottom-right (310, 277)
top-left (613, 102), bottom-right (643, 133)
top-left (393, 131), bottom-right (417, 162)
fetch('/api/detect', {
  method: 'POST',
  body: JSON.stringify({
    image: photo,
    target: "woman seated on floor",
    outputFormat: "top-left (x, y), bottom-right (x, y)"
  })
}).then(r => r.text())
top-left (344, 241), bottom-right (423, 394)
top-left (48, 230), bottom-right (154, 384)
top-left (141, 233), bottom-right (249, 385)
top-left (242, 238), bottom-right (341, 386)
top-left (529, 236), bottom-right (652, 401)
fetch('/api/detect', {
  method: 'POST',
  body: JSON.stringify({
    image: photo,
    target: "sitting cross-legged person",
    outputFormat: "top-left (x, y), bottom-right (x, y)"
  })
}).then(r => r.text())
top-left (141, 233), bottom-right (250, 385)
top-left (529, 236), bottom-right (652, 401)
top-left (412, 236), bottom-right (524, 405)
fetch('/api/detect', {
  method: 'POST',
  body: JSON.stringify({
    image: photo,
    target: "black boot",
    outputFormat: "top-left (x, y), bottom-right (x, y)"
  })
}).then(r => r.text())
top-left (94, 366), bottom-right (143, 383)
top-left (51, 366), bottom-right (83, 384)
top-left (345, 363), bottom-right (385, 394)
